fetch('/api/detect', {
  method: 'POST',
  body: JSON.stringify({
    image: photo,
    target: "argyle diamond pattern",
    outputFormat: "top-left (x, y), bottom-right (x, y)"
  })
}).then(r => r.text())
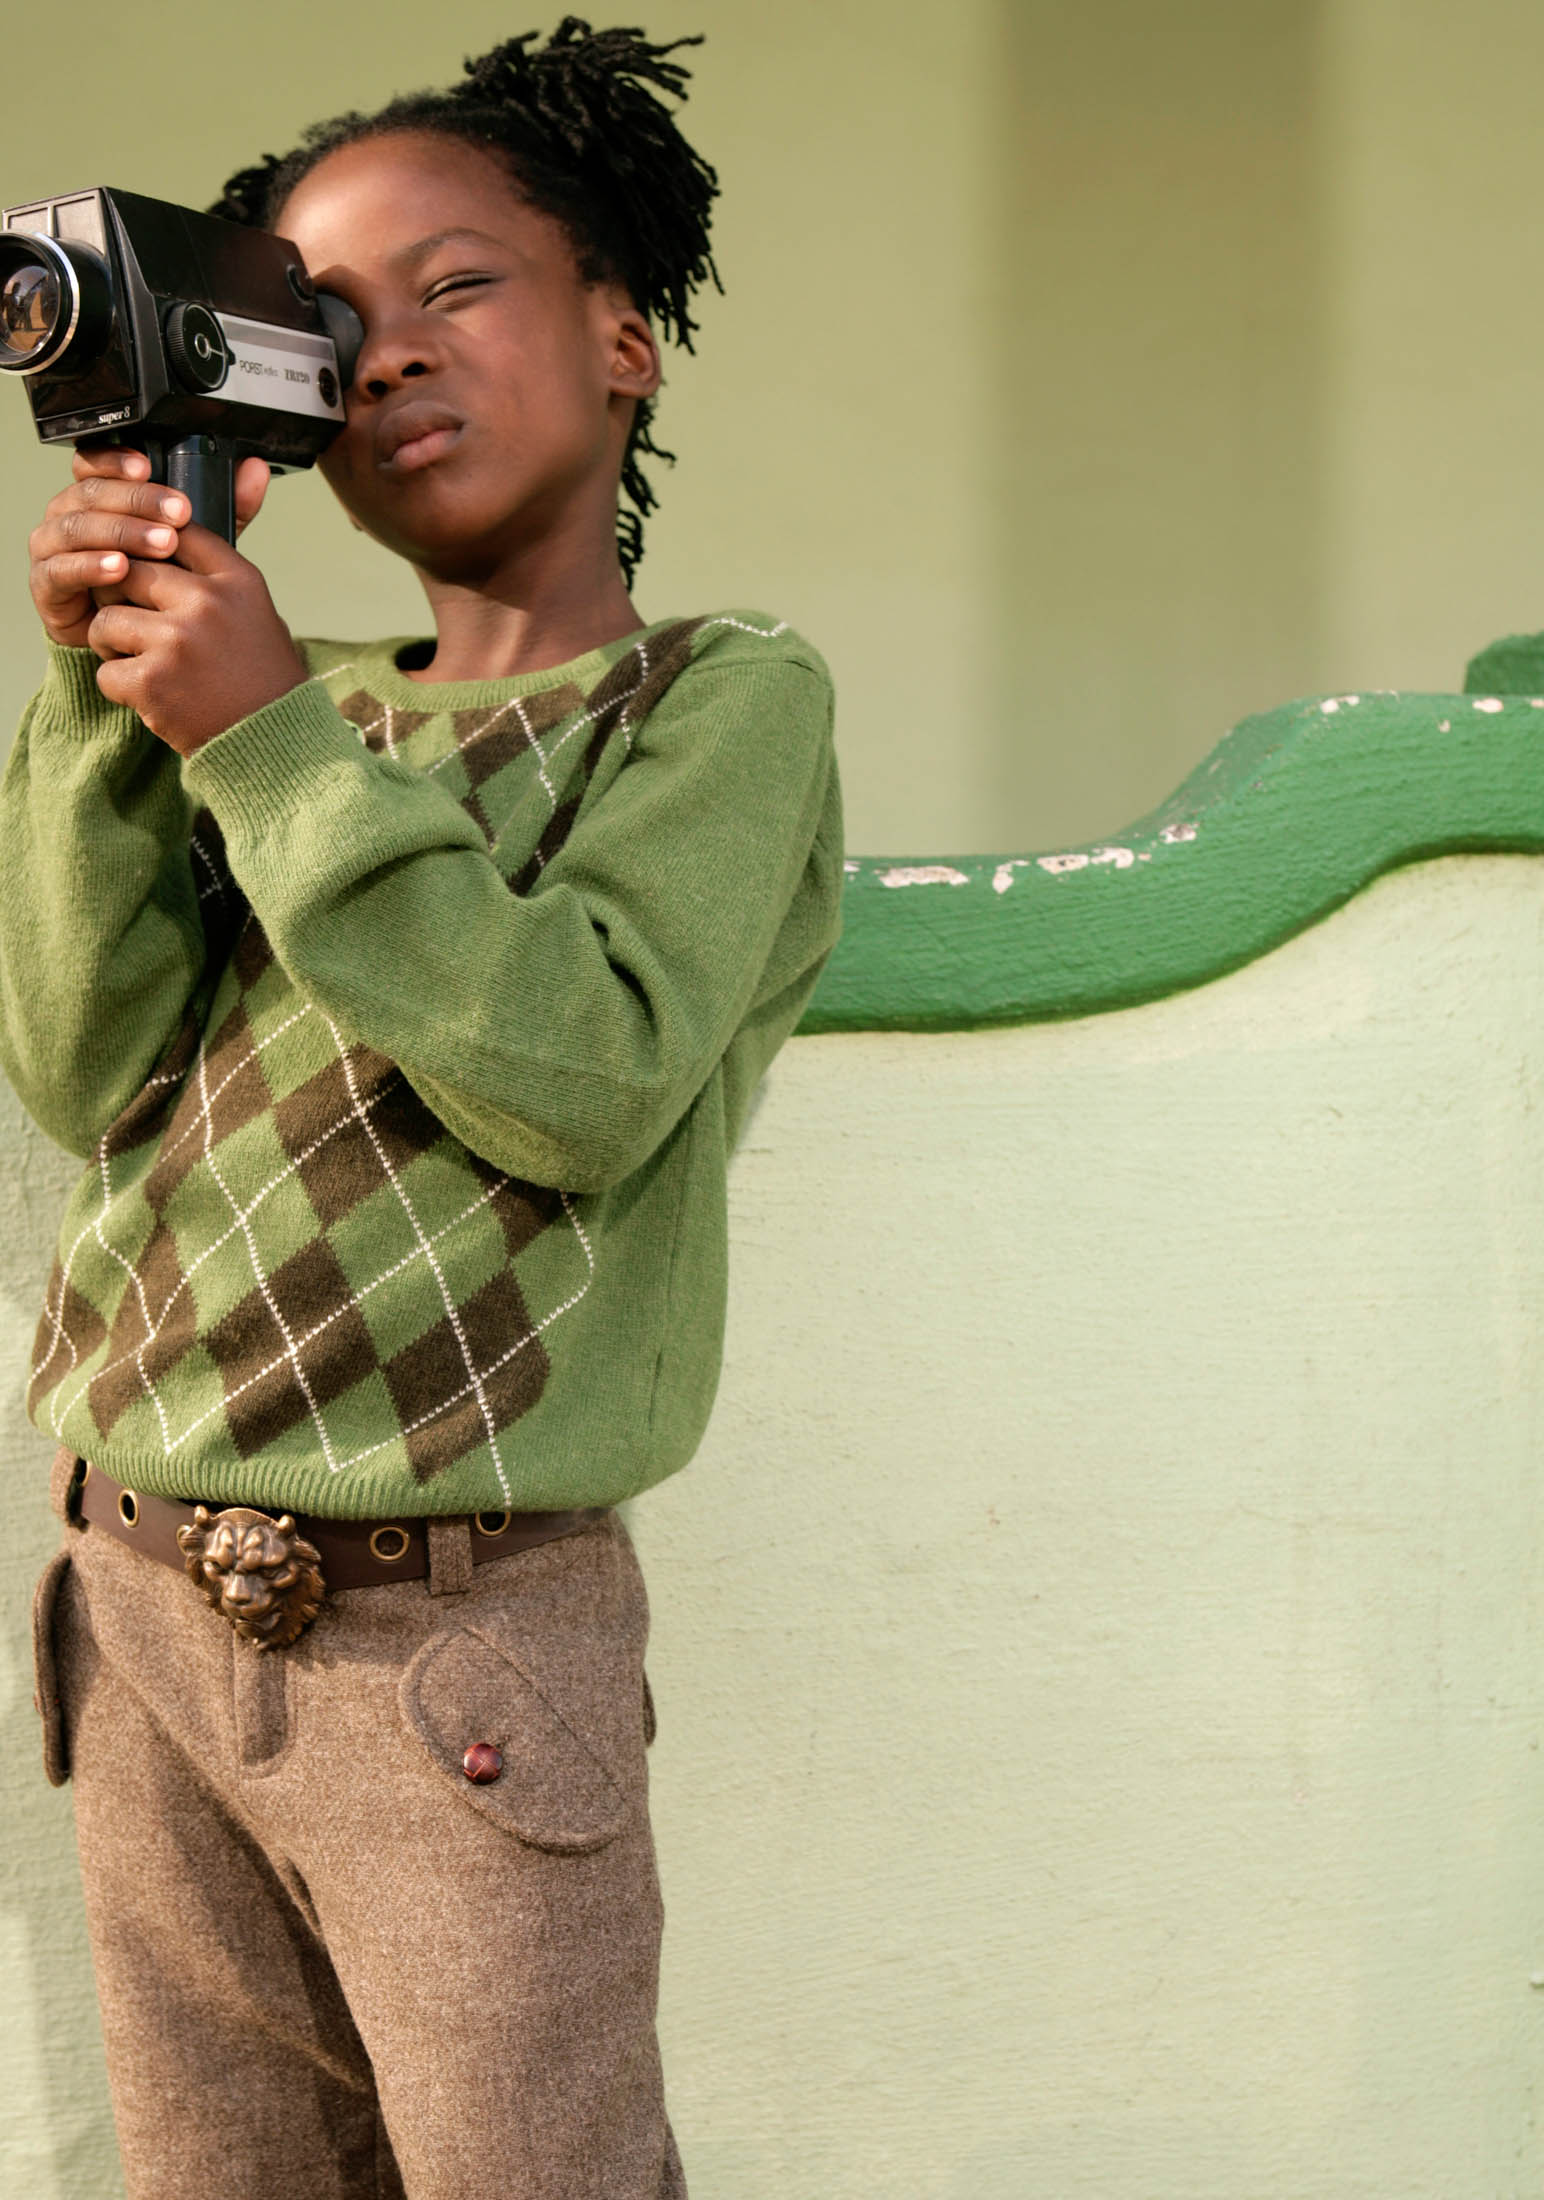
top-left (29, 621), bottom-right (703, 1492)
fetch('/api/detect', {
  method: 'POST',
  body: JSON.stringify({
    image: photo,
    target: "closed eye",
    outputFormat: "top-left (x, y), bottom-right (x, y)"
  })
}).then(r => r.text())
top-left (423, 273), bottom-right (496, 308)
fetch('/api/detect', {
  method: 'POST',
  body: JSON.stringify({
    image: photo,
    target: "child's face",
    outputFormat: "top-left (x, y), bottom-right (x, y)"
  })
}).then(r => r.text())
top-left (275, 132), bottom-right (660, 582)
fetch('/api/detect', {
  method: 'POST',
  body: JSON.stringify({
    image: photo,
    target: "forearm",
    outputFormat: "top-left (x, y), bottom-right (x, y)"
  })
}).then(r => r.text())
top-left (0, 645), bottom-right (205, 1154)
top-left (185, 664), bottom-right (836, 1191)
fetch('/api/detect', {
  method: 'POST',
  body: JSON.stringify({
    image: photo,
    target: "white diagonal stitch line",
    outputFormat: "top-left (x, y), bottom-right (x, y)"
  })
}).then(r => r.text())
top-left (698, 615), bottom-right (790, 640)
top-left (35, 1005), bottom-right (317, 1396)
top-left (194, 1045), bottom-right (344, 1474)
top-left (617, 637), bottom-right (649, 756)
top-left (342, 705), bottom-right (389, 750)
top-left (189, 831), bottom-right (233, 910)
top-left (39, 642), bottom-right (659, 1413)
top-left (558, 1188), bottom-right (595, 1271)
top-left (428, 670), bottom-right (649, 819)
top-left (48, 1139), bottom-right (175, 1447)
top-left (160, 1170), bottom-right (513, 1451)
top-left (452, 694), bottom-right (525, 762)
top-left (513, 695), bottom-right (558, 812)
top-left (323, 1014), bottom-right (513, 1501)
top-left (152, 1005), bottom-right (314, 1176)
top-left (46, 1054), bottom-right (415, 1433)
top-left (38, 1130), bottom-right (174, 1422)
top-left (308, 1189), bottom-right (597, 1477)
top-left (160, 1169), bottom-right (594, 1477)
top-left (425, 695), bottom-right (525, 782)
top-left (544, 671), bottom-right (645, 779)
top-left (381, 704), bottom-right (397, 759)
top-left (69, 1126), bottom-right (511, 1452)
top-left (46, 620), bottom-right (730, 1447)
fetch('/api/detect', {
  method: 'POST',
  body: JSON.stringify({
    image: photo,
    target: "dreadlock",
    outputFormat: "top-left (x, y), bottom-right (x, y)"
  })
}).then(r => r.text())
top-left (209, 19), bottom-right (721, 585)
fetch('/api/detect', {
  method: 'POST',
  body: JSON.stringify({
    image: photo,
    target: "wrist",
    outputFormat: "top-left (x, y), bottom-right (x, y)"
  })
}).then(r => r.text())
top-left (161, 656), bottom-right (310, 758)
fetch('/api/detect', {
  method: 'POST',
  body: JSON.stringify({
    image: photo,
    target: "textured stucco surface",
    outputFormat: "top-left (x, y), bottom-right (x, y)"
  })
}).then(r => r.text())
top-left (6, 852), bottom-right (1542, 2192)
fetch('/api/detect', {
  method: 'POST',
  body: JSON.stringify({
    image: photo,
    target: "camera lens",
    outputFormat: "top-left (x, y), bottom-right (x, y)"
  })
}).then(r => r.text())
top-left (0, 260), bottom-right (62, 362)
top-left (0, 232), bottom-right (111, 376)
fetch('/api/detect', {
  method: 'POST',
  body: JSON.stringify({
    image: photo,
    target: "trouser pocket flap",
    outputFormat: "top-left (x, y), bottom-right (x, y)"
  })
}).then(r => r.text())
top-left (32, 1547), bottom-right (73, 1788)
top-left (399, 1624), bottom-right (631, 1854)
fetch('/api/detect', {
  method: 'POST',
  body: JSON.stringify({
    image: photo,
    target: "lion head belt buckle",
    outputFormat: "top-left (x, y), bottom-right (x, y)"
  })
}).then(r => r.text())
top-left (175, 1506), bottom-right (325, 1650)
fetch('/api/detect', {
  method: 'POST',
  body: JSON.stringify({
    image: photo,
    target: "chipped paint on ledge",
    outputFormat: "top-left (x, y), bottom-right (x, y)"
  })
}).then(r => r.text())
top-left (876, 865), bottom-right (971, 890)
top-left (799, 662), bottom-right (1544, 1036)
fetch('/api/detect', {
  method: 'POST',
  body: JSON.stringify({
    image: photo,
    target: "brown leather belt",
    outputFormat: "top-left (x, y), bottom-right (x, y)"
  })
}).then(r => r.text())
top-left (75, 1463), bottom-right (604, 1594)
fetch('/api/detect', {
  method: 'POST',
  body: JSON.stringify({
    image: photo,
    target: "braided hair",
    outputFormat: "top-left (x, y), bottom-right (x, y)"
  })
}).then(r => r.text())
top-left (210, 19), bottom-right (720, 584)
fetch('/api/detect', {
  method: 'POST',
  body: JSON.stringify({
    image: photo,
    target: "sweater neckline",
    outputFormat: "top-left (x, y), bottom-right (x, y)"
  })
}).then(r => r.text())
top-left (328, 617), bottom-right (684, 713)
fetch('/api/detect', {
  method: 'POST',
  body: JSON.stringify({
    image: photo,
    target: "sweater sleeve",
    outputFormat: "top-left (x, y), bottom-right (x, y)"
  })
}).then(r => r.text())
top-left (0, 644), bottom-right (206, 1157)
top-left (184, 650), bottom-right (838, 1192)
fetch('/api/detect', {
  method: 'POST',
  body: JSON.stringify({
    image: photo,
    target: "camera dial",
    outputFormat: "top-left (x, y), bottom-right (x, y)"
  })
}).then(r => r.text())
top-left (165, 301), bottom-right (233, 394)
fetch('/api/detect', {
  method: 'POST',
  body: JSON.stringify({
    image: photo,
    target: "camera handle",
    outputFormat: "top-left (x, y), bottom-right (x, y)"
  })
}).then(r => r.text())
top-left (84, 431), bottom-right (240, 543)
top-left (161, 434), bottom-right (236, 544)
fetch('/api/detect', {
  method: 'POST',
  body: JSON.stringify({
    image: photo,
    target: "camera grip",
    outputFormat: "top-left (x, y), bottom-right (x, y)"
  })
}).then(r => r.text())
top-left (163, 434), bottom-right (235, 544)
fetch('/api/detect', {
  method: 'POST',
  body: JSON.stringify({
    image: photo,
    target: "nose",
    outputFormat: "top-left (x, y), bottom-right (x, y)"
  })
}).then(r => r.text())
top-left (352, 310), bottom-right (438, 403)
top-left (361, 355), bottom-right (430, 400)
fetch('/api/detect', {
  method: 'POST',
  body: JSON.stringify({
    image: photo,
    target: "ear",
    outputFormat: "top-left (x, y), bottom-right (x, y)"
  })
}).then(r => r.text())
top-left (607, 301), bottom-right (662, 403)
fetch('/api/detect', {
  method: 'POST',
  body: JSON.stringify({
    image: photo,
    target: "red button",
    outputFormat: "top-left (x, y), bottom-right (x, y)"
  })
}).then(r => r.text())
top-left (462, 1741), bottom-right (503, 1784)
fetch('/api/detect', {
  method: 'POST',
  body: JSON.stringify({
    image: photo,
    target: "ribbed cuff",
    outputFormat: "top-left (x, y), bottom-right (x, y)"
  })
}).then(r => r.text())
top-left (182, 678), bottom-right (370, 840)
top-left (42, 640), bottom-right (138, 737)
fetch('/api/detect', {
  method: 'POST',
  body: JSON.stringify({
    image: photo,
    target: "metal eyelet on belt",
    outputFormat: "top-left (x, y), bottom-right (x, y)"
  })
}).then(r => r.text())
top-left (369, 1523), bottom-right (410, 1562)
top-left (474, 1509), bottom-right (512, 1538)
top-left (117, 1489), bottom-right (139, 1527)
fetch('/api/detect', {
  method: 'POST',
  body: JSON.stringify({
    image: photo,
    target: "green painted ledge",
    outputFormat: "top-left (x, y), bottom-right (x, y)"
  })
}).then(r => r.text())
top-left (800, 635), bottom-right (1544, 1035)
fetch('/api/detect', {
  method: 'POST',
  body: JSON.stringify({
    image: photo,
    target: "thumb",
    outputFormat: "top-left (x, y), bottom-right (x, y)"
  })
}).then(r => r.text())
top-left (233, 456), bottom-right (271, 538)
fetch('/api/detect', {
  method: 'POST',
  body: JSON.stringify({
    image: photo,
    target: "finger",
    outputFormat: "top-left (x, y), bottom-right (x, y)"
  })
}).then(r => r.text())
top-left (86, 602), bottom-right (162, 659)
top-left (167, 519), bottom-right (246, 578)
top-left (72, 443), bottom-right (153, 483)
top-left (33, 550), bottom-right (133, 603)
top-left (100, 555), bottom-right (193, 611)
top-left (48, 474), bottom-right (190, 529)
top-left (35, 500), bottom-right (184, 564)
top-left (234, 457), bottom-right (270, 536)
top-left (95, 654), bottom-right (143, 708)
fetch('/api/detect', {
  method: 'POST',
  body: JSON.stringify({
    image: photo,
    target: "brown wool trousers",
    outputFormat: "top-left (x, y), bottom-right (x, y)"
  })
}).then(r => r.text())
top-left (32, 1482), bottom-right (685, 2200)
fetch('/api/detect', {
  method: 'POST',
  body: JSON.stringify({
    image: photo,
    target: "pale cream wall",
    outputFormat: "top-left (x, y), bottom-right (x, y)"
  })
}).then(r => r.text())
top-left (634, 854), bottom-right (1544, 2194)
top-left (8, 853), bottom-right (1544, 2194)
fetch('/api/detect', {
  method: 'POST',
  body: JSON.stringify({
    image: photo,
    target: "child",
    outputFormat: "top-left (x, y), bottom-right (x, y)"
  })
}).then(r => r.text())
top-left (3, 20), bottom-right (843, 2197)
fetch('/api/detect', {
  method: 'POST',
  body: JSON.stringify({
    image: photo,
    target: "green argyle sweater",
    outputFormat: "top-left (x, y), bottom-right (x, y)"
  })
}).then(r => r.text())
top-left (0, 610), bottom-right (842, 1517)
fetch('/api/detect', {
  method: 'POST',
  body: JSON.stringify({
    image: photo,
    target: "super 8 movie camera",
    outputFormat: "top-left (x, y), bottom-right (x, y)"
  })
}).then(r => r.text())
top-left (0, 186), bottom-right (363, 541)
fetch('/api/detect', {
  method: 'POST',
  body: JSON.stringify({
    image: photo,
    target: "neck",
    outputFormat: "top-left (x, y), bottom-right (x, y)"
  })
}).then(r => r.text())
top-left (406, 518), bottom-right (643, 683)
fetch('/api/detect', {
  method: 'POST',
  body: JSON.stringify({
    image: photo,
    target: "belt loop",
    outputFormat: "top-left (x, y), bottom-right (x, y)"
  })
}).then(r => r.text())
top-left (426, 1517), bottom-right (474, 1597)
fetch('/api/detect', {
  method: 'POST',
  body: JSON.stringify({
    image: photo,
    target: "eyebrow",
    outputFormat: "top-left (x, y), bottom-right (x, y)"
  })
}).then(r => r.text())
top-left (389, 227), bottom-right (509, 274)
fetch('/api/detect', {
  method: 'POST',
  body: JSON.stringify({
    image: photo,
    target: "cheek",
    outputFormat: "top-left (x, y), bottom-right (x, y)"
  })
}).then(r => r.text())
top-left (317, 440), bottom-right (357, 498)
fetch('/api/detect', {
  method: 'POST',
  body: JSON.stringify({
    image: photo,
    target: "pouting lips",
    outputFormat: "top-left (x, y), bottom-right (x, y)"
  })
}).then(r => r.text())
top-left (373, 400), bottom-right (465, 471)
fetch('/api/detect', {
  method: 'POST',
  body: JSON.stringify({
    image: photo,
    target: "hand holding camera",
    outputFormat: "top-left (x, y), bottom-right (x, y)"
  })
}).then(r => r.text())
top-left (27, 443), bottom-right (307, 753)
top-left (27, 445), bottom-right (267, 648)
top-left (5, 183), bottom-right (360, 749)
